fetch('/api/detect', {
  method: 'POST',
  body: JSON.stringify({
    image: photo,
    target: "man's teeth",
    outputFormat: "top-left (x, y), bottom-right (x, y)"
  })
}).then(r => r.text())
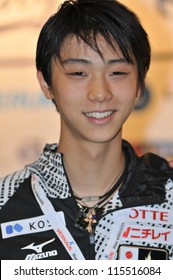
top-left (85, 111), bottom-right (114, 119)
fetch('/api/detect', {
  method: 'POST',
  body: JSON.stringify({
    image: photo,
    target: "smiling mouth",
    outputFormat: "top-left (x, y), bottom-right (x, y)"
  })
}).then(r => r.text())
top-left (84, 110), bottom-right (115, 119)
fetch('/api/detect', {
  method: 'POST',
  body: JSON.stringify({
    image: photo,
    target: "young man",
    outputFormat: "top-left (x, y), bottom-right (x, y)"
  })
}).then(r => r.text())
top-left (0, 0), bottom-right (173, 260)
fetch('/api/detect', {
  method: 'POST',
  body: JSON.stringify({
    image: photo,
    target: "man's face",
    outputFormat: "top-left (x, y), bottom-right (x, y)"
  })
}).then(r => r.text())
top-left (44, 35), bottom-right (140, 146)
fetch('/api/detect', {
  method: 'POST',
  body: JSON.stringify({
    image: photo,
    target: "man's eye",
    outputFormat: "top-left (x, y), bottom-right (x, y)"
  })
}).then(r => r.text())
top-left (69, 72), bottom-right (86, 76)
top-left (111, 71), bottom-right (127, 76)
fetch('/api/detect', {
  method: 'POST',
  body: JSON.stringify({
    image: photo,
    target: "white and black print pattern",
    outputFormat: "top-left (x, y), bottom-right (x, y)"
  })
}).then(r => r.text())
top-left (0, 144), bottom-right (71, 209)
top-left (0, 169), bottom-right (30, 210)
top-left (27, 147), bottom-right (71, 199)
top-left (95, 181), bottom-right (173, 259)
top-left (102, 192), bottom-right (122, 214)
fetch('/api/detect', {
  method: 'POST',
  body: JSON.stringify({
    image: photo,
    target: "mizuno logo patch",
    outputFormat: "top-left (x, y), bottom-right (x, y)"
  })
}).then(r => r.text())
top-left (22, 238), bottom-right (55, 253)
top-left (21, 238), bottom-right (58, 260)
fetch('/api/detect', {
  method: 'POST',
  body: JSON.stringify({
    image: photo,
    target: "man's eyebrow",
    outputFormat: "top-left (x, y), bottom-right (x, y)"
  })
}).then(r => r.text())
top-left (106, 58), bottom-right (128, 65)
top-left (61, 58), bottom-right (91, 65)
top-left (61, 57), bottom-right (129, 65)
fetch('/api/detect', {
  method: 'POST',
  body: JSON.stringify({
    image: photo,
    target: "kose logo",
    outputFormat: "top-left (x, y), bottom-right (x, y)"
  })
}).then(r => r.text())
top-left (6, 224), bottom-right (23, 234)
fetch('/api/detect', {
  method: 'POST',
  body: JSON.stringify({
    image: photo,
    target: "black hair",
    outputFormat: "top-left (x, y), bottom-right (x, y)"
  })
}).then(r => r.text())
top-left (36, 0), bottom-right (151, 89)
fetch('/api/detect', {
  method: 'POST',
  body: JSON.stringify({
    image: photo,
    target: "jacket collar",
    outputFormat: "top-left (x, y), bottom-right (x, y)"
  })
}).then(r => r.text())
top-left (119, 140), bottom-right (173, 207)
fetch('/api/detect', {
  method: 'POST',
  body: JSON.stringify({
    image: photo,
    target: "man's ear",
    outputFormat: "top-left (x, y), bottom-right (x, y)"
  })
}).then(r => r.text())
top-left (36, 71), bottom-right (53, 100)
top-left (135, 86), bottom-right (141, 104)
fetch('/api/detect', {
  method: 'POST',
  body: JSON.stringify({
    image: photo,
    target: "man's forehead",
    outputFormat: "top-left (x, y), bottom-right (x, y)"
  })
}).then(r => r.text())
top-left (59, 34), bottom-right (125, 61)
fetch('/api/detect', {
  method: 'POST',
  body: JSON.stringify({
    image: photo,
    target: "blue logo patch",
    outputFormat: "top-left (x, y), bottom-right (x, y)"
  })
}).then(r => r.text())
top-left (6, 224), bottom-right (23, 234)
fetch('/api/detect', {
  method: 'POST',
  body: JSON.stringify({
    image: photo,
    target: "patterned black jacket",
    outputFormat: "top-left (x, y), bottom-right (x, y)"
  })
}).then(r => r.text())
top-left (0, 140), bottom-right (173, 260)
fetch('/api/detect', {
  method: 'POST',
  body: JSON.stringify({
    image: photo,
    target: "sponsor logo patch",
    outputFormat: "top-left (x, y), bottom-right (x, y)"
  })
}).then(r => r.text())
top-left (6, 223), bottom-right (23, 234)
top-left (1, 211), bottom-right (65, 238)
top-left (118, 245), bottom-right (168, 260)
top-left (21, 238), bottom-right (58, 260)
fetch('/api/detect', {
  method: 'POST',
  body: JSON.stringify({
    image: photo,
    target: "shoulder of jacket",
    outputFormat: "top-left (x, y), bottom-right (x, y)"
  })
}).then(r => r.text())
top-left (0, 168), bottom-right (31, 210)
top-left (140, 152), bottom-right (169, 168)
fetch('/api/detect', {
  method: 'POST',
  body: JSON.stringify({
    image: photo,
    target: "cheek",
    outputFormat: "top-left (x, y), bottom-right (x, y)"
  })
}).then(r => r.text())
top-left (119, 79), bottom-right (139, 103)
top-left (118, 89), bottom-right (137, 105)
top-left (118, 88), bottom-right (138, 116)
top-left (53, 89), bottom-right (81, 116)
top-left (54, 75), bottom-right (84, 98)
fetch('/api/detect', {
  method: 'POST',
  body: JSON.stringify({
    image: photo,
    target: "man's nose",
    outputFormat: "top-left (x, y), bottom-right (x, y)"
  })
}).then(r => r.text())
top-left (87, 76), bottom-right (113, 103)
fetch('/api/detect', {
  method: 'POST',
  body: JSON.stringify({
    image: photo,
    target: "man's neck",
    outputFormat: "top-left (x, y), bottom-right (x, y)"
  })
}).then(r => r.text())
top-left (58, 135), bottom-right (125, 198)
